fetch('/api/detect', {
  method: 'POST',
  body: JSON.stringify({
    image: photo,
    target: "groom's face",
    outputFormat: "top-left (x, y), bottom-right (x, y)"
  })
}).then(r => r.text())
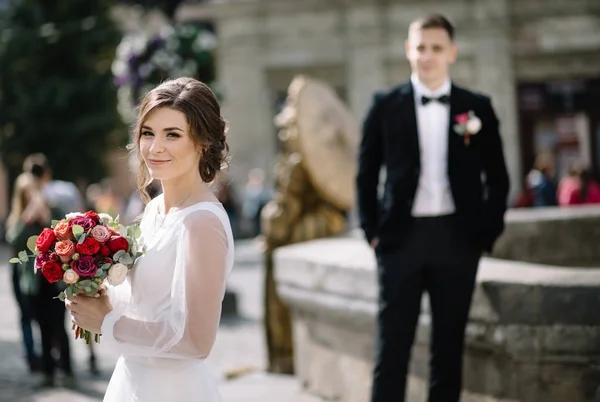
top-left (405, 27), bottom-right (457, 86)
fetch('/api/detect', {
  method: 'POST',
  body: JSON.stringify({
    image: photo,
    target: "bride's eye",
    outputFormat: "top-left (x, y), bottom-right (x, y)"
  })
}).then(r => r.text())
top-left (166, 132), bottom-right (181, 138)
top-left (141, 131), bottom-right (153, 137)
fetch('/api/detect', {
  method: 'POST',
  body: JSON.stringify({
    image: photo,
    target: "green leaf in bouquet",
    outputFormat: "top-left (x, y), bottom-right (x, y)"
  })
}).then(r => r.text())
top-left (119, 224), bottom-right (127, 238)
top-left (77, 234), bottom-right (86, 245)
top-left (113, 250), bottom-right (126, 261)
top-left (58, 292), bottom-right (66, 302)
top-left (9, 258), bottom-right (21, 264)
top-left (27, 236), bottom-right (38, 253)
top-left (72, 225), bottom-right (84, 237)
top-left (18, 251), bottom-right (29, 262)
top-left (95, 269), bottom-right (104, 277)
top-left (84, 287), bottom-right (92, 294)
top-left (79, 279), bottom-right (92, 287)
top-left (91, 282), bottom-right (100, 290)
top-left (119, 253), bottom-right (133, 265)
top-left (66, 286), bottom-right (75, 298)
top-left (51, 220), bottom-right (59, 227)
top-left (100, 263), bottom-right (111, 270)
top-left (134, 225), bottom-right (142, 240)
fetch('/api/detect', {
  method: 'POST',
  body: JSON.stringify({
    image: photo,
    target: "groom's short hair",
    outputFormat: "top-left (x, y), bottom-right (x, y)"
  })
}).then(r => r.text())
top-left (409, 14), bottom-right (455, 41)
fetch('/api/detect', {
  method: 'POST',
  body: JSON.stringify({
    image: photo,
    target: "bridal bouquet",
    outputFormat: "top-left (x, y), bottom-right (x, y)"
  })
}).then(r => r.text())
top-left (10, 210), bottom-right (144, 344)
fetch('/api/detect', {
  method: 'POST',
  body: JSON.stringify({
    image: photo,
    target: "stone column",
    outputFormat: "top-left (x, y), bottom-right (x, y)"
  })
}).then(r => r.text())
top-left (216, 15), bottom-right (275, 191)
top-left (344, 6), bottom-right (387, 229)
top-left (473, 0), bottom-right (522, 201)
top-left (213, 13), bottom-right (274, 316)
top-left (345, 6), bottom-right (386, 120)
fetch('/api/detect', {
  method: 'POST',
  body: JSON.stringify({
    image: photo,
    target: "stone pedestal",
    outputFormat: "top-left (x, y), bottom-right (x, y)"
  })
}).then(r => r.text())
top-left (274, 206), bottom-right (600, 402)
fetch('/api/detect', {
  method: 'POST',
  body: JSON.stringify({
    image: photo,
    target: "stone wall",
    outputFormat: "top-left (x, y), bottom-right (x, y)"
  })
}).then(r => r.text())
top-left (493, 206), bottom-right (600, 266)
top-left (274, 208), bottom-right (600, 401)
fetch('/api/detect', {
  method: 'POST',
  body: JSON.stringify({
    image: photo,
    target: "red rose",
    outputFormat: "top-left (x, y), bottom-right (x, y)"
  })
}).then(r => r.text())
top-left (49, 253), bottom-right (60, 262)
top-left (84, 210), bottom-right (100, 223)
top-left (35, 228), bottom-right (56, 253)
top-left (41, 261), bottom-right (64, 283)
top-left (107, 236), bottom-right (129, 254)
top-left (76, 237), bottom-right (101, 256)
top-left (100, 245), bottom-right (111, 257)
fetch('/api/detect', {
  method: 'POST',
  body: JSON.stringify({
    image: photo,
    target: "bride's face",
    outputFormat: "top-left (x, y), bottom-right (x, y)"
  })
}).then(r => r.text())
top-left (139, 107), bottom-right (201, 181)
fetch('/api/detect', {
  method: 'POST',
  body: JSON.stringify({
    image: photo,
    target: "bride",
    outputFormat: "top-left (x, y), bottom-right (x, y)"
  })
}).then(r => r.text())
top-left (65, 77), bottom-right (235, 401)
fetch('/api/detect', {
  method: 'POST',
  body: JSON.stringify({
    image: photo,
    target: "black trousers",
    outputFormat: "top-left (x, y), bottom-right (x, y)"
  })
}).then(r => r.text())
top-left (11, 263), bottom-right (37, 359)
top-left (29, 279), bottom-right (73, 378)
top-left (371, 214), bottom-right (481, 402)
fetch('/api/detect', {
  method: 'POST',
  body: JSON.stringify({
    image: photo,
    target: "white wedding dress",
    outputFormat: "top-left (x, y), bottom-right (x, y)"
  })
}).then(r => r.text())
top-left (100, 194), bottom-right (234, 401)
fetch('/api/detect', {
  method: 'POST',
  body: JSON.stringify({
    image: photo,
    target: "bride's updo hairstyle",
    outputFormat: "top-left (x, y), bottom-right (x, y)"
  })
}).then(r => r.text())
top-left (130, 77), bottom-right (229, 203)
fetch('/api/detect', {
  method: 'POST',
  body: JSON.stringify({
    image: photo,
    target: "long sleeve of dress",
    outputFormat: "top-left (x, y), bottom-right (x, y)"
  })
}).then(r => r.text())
top-left (101, 209), bottom-right (230, 359)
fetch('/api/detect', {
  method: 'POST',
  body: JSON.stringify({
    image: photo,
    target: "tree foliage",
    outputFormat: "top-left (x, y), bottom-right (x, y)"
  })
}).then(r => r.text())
top-left (0, 0), bottom-right (124, 185)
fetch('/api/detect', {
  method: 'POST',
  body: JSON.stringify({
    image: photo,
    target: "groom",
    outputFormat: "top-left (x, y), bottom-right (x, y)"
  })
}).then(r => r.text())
top-left (356, 14), bottom-right (510, 402)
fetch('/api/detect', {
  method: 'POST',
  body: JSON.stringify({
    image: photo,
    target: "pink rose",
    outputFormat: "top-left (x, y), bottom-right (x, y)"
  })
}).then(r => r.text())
top-left (55, 240), bottom-right (76, 263)
top-left (53, 220), bottom-right (73, 240)
top-left (63, 269), bottom-right (80, 284)
top-left (455, 113), bottom-right (469, 124)
top-left (91, 225), bottom-right (111, 243)
top-left (35, 253), bottom-right (50, 272)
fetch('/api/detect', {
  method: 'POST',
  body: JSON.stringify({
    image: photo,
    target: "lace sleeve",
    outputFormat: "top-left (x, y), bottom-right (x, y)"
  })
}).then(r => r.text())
top-left (101, 209), bottom-right (230, 359)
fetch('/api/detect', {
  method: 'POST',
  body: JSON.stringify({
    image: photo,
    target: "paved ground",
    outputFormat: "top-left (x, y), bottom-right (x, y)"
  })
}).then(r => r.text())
top-left (0, 240), bottom-right (321, 401)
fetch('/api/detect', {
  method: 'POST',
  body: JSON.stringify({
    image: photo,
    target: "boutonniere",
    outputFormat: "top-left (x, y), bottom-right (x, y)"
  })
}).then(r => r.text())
top-left (453, 111), bottom-right (482, 146)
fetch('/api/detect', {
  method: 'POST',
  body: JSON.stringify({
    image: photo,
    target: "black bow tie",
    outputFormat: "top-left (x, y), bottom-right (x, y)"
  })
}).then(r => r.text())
top-left (421, 94), bottom-right (450, 105)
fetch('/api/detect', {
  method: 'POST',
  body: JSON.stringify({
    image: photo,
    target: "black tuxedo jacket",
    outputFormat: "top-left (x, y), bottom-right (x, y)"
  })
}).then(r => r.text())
top-left (356, 81), bottom-right (510, 253)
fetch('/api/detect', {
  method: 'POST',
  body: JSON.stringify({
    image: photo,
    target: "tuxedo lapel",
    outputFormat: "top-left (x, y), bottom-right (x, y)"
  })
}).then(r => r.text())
top-left (394, 83), bottom-right (420, 164)
top-left (447, 84), bottom-right (466, 168)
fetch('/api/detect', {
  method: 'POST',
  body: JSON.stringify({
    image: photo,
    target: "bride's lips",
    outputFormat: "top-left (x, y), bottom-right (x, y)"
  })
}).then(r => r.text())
top-left (148, 159), bottom-right (170, 166)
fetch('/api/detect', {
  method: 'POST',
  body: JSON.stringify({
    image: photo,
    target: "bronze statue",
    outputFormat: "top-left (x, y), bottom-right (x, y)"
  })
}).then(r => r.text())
top-left (261, 75), bottom-right (359, 374)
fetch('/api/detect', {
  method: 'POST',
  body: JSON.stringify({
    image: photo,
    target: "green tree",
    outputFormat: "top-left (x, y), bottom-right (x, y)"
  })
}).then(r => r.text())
top-left (0, 0), bottom-right (124, 187)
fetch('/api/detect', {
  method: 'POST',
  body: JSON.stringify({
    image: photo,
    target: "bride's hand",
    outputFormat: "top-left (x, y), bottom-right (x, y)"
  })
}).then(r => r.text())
top-left (65, 290), bottom-right (113, 334)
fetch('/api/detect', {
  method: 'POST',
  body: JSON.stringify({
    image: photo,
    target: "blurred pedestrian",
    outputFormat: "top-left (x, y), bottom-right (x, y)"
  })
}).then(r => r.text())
top-left (6, 172), bottom-right (74, 388)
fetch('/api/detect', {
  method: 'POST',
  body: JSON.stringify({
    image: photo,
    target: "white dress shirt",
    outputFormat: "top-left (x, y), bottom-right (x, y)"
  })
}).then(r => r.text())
top-left (410, 74), bottom-right (456, 217)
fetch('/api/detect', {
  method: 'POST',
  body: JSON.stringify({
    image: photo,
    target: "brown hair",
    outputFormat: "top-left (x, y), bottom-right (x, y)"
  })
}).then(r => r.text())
top-left (533, 152), bottom-right (554, 175)
top-left (130, 77), bottom-right (229, 204)
top-left (409, 13), bottom-right (455, 41)
top-left (23, 153), bottom-right (51, 179)
top-left (6, 173), bottom-right (36, 233)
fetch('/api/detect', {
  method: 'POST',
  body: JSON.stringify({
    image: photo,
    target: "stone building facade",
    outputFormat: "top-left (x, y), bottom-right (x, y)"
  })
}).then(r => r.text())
top-left (179, 0), bottom-right (600, 202)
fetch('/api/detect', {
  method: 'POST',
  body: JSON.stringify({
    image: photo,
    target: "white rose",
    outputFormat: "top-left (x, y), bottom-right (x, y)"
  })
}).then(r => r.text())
top-left (107, 263), bottom-right (129, 286)
top-left (466, 116), bottom-right (482, 134)
top-left (65, 212), bottom-right (84, 220)
top-left (63, 269), bottom-right (80, 285)
top-left (98, 213), bottom-right (114, 224)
